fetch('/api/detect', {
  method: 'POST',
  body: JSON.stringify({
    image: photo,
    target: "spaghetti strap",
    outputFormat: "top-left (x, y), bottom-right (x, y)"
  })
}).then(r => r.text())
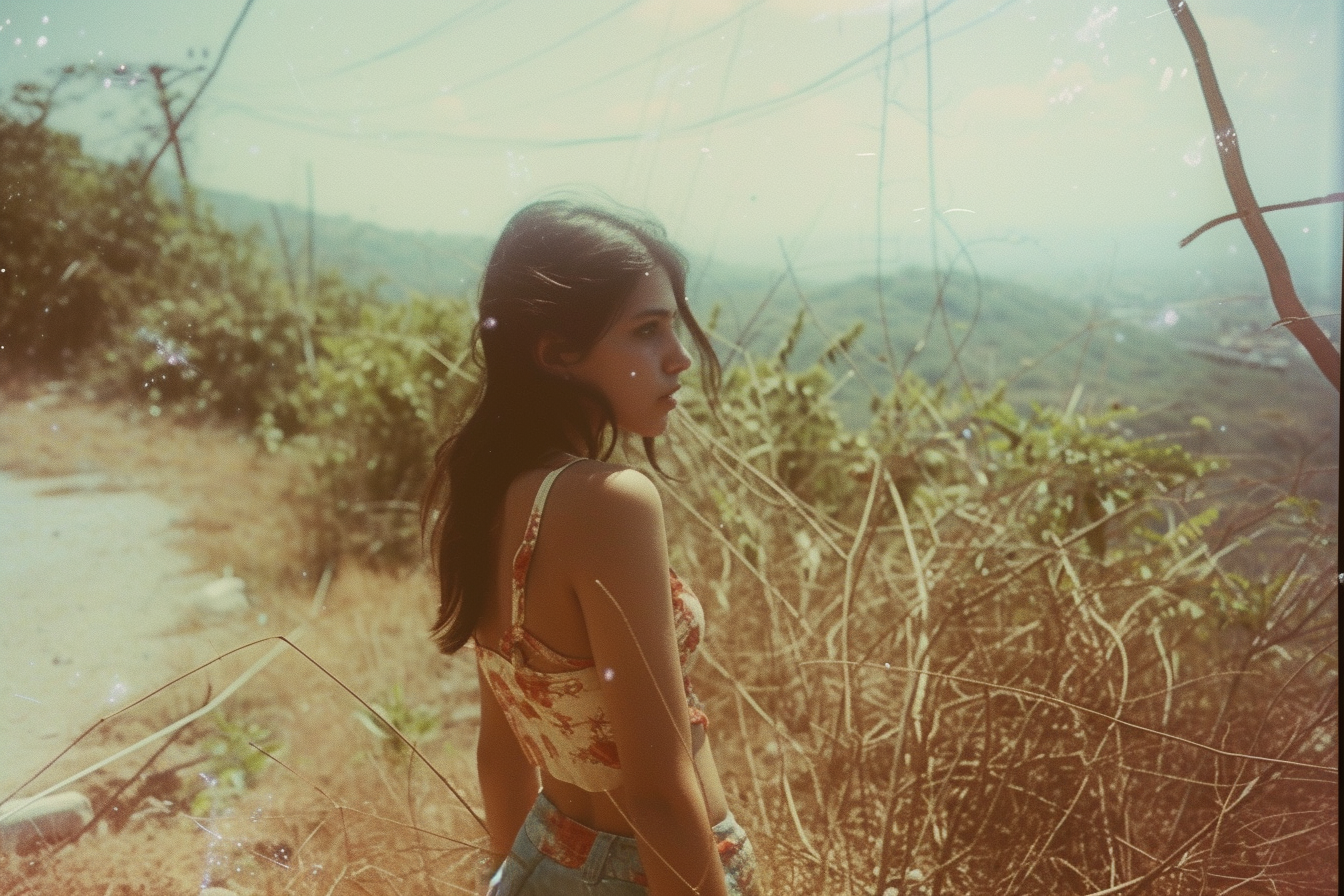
top-left (503, 458), bottom-right (585, 662)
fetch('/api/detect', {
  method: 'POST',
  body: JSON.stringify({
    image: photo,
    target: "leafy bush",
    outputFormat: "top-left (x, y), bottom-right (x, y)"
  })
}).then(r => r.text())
top-left (0, 111), bottom-right (165, 374)
top-left (707, 358), bottom-right (869, 514)
top-left (97, 215), bottom-right (341, 423)
top-left (973, 393), bottom-right (1216, 558)
top-left (261, 295), bottom-right (476, 561)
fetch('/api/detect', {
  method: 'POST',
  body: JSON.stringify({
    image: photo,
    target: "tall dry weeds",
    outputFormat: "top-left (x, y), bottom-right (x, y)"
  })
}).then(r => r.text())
top-left (2, 387), bottom-right (1335, 896)
top-left (656, 407), bottom-right (1337, 895)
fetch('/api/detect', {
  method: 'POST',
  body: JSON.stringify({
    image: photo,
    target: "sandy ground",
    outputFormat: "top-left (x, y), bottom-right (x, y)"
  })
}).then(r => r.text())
top-left (0, 471), bottom-right (245, 797)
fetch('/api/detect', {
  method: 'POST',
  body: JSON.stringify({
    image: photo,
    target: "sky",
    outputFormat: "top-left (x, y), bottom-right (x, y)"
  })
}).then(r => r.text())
top-left (1, 0), bottom-right (1341, 299)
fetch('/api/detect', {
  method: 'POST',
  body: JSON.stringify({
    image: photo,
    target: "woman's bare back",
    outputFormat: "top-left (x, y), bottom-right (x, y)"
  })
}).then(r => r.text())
top-left (475, 458), bottom-right (729, 834)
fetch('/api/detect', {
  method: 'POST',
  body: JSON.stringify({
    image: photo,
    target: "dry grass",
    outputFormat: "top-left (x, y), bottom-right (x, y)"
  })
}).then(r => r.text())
top-left (1, 386), bottom-right (1336, 895)
top-left (1, 587), bottom-right (488, 895)
top-left (1, 387), bottom-right (487, 894)
top-left (657, 413), bottom-right (1338, 895)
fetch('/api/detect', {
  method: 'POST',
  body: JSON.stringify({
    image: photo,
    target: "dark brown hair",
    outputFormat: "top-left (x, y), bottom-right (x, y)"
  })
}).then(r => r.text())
top-left (422, 196), bottom-right (719, 653)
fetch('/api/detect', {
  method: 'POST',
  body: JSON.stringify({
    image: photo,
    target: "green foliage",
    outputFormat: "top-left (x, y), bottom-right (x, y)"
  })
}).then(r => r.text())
top-left (775, 309), bottom-right (806, 366)
top-left (352, 683), bottom-right (442, 760)
top-left (705, 356), bottom-right (870, 516)
top-left (0, 110), bottom-right (165, 374)
top-left (822, 320), bottom-right (864, 366)
top-left (867, 373), bottom-right (978, 507)
top-left (99, 215), bottom-right (351, 423)
top-left (189, 712), bottom-right (281, 816)
top-left (264, 295), bottom-right (475, 560)
top-left (975, 396), bottom-right (1217, 557)
top-left (699, 341), bottom-right (1221, 563)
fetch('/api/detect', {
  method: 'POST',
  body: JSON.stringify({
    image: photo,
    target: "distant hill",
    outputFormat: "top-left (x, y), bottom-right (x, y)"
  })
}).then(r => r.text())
top-left (189, 186), bottom-right (1337, 508)
top-left (194, 187), bottom-right (780, 305)
top-left (196, 188), bottom-right (495, 301)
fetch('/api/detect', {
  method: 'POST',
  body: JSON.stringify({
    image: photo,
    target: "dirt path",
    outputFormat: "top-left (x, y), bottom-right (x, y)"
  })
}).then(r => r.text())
top-left (0, 471), bottom-right (237, 796)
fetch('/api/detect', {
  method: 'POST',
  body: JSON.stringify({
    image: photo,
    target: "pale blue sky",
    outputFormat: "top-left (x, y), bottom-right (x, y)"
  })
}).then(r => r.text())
top-left (2, 0), bottom-right (1340, 296)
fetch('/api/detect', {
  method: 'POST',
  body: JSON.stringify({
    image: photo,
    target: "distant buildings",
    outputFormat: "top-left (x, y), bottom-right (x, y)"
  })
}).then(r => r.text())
top-left (1179, 320), bottom-right (1297, 372)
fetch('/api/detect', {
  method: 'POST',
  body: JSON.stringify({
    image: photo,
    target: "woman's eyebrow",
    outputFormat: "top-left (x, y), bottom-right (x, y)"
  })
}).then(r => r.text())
top-left (629, 307), bottom-right (678, 322)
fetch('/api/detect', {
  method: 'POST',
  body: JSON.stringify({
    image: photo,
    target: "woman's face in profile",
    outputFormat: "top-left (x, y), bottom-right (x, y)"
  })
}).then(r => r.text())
top-left (566, 267), bottom-right (692, 439)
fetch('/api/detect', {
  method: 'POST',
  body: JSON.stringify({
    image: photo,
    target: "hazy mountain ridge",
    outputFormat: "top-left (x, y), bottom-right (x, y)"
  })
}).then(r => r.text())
top-left (195, 186), bottom-right (1337, 507)
top-left (197, 188), bottom-right (494, 301)
top-left (196, 187), bottom-right (779, 304)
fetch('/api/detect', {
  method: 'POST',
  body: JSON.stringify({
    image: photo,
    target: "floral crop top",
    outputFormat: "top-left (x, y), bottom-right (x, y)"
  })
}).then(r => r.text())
top-left (474, 459), bottom-right (707, 793)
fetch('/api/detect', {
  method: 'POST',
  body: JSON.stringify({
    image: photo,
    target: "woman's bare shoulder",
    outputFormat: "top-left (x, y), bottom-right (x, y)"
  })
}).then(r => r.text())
top-left (562, 460), bottom-right (660, 504)
top-left (554, 462), bottom-right (673, 622)
top-left (552, 461), bottom-right (665, 541)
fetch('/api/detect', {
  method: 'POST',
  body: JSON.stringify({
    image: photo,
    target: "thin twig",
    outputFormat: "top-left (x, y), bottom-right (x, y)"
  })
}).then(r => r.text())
top-left (1179, 192), bottom-right (1344, 247)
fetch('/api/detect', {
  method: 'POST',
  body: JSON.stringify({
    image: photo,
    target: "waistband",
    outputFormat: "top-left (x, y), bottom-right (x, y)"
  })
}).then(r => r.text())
top-left (521, 791), bottom-right (744, 887)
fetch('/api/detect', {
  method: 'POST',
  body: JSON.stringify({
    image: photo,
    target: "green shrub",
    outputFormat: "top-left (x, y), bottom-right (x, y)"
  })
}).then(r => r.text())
top-left (973, 393), bottom-right (1217, 558)
top-left (262, 295), bottom-right (476, 561)
top-left (0, 111), bottom-right (165, 374)
top-left (96, 215), bottom-right (333, 423)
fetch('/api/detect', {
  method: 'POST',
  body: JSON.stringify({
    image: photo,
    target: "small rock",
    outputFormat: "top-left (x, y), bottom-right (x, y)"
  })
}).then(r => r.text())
top-left (0, 791), bottom-right (93, 853)
top-left (200, 889), bottom-right (238, 896)
top-left (198, 575), bottom-right (250, 614)
top-left (127, 796), bottom-right (174, 826)
top-left (449, 704), bottom-right (481, 724)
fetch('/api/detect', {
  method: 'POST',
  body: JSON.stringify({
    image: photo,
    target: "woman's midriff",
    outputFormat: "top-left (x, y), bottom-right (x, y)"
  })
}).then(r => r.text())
top-left (540, 724), bottom-right (730, 834)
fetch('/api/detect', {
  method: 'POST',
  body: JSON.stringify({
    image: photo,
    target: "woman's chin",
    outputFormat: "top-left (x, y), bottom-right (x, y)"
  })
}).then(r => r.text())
top-left (622, 417), bottom-right (670, 440)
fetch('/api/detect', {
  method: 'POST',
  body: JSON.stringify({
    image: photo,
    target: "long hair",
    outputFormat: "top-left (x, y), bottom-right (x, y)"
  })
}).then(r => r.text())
top-left (422, 196), bottom-right (720, 654)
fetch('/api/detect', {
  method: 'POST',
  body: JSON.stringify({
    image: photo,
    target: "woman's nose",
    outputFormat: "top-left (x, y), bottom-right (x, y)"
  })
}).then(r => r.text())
top-left (666, 336), bottom-right (692, 375)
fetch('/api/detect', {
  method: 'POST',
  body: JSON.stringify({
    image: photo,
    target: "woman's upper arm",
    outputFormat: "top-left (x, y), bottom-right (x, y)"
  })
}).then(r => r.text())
top-left (566, 469), bottom-right (697, 794)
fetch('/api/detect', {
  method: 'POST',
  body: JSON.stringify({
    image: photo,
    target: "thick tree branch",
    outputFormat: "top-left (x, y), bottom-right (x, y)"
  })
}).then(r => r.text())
top-left (1167, 0), bottom-right (1340, 391)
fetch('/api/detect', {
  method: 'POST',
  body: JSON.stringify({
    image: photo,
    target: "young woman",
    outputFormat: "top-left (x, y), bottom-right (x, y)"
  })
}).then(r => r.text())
top-left (424, 197), bottom-right (759, 896)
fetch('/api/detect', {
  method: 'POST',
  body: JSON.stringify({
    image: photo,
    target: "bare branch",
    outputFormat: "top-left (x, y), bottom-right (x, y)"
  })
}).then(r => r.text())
top-left (1179, 192), bottom-right (1344, 247)
top-left (1167, 0), bottom-right (1341, 390)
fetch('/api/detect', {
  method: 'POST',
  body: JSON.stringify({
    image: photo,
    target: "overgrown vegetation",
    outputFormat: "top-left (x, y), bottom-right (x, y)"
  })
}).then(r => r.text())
top-left (2, 107), bottom-right (473, 564)
top-left (667, 382), bottom-right (1335, 893)
top-left (1, 100), bottom-right (1336, 895)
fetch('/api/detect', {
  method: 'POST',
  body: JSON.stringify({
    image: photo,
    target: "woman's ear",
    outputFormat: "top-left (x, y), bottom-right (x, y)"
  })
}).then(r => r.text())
top-left (535, 333), bottom-right (579, 379)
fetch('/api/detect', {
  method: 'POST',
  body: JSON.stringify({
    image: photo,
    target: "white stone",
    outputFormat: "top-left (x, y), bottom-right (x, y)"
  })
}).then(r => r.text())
top-left (449, 704), bottom-right (481, 724)
top-left (0, 791), bottom-right (93, 852)
top-left (197, 575), bottom-right (250, 614)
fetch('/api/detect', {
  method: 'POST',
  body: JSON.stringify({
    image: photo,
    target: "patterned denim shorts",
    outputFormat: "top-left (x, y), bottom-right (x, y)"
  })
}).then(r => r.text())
top-left (487, 792), bottom-right (760, 896)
